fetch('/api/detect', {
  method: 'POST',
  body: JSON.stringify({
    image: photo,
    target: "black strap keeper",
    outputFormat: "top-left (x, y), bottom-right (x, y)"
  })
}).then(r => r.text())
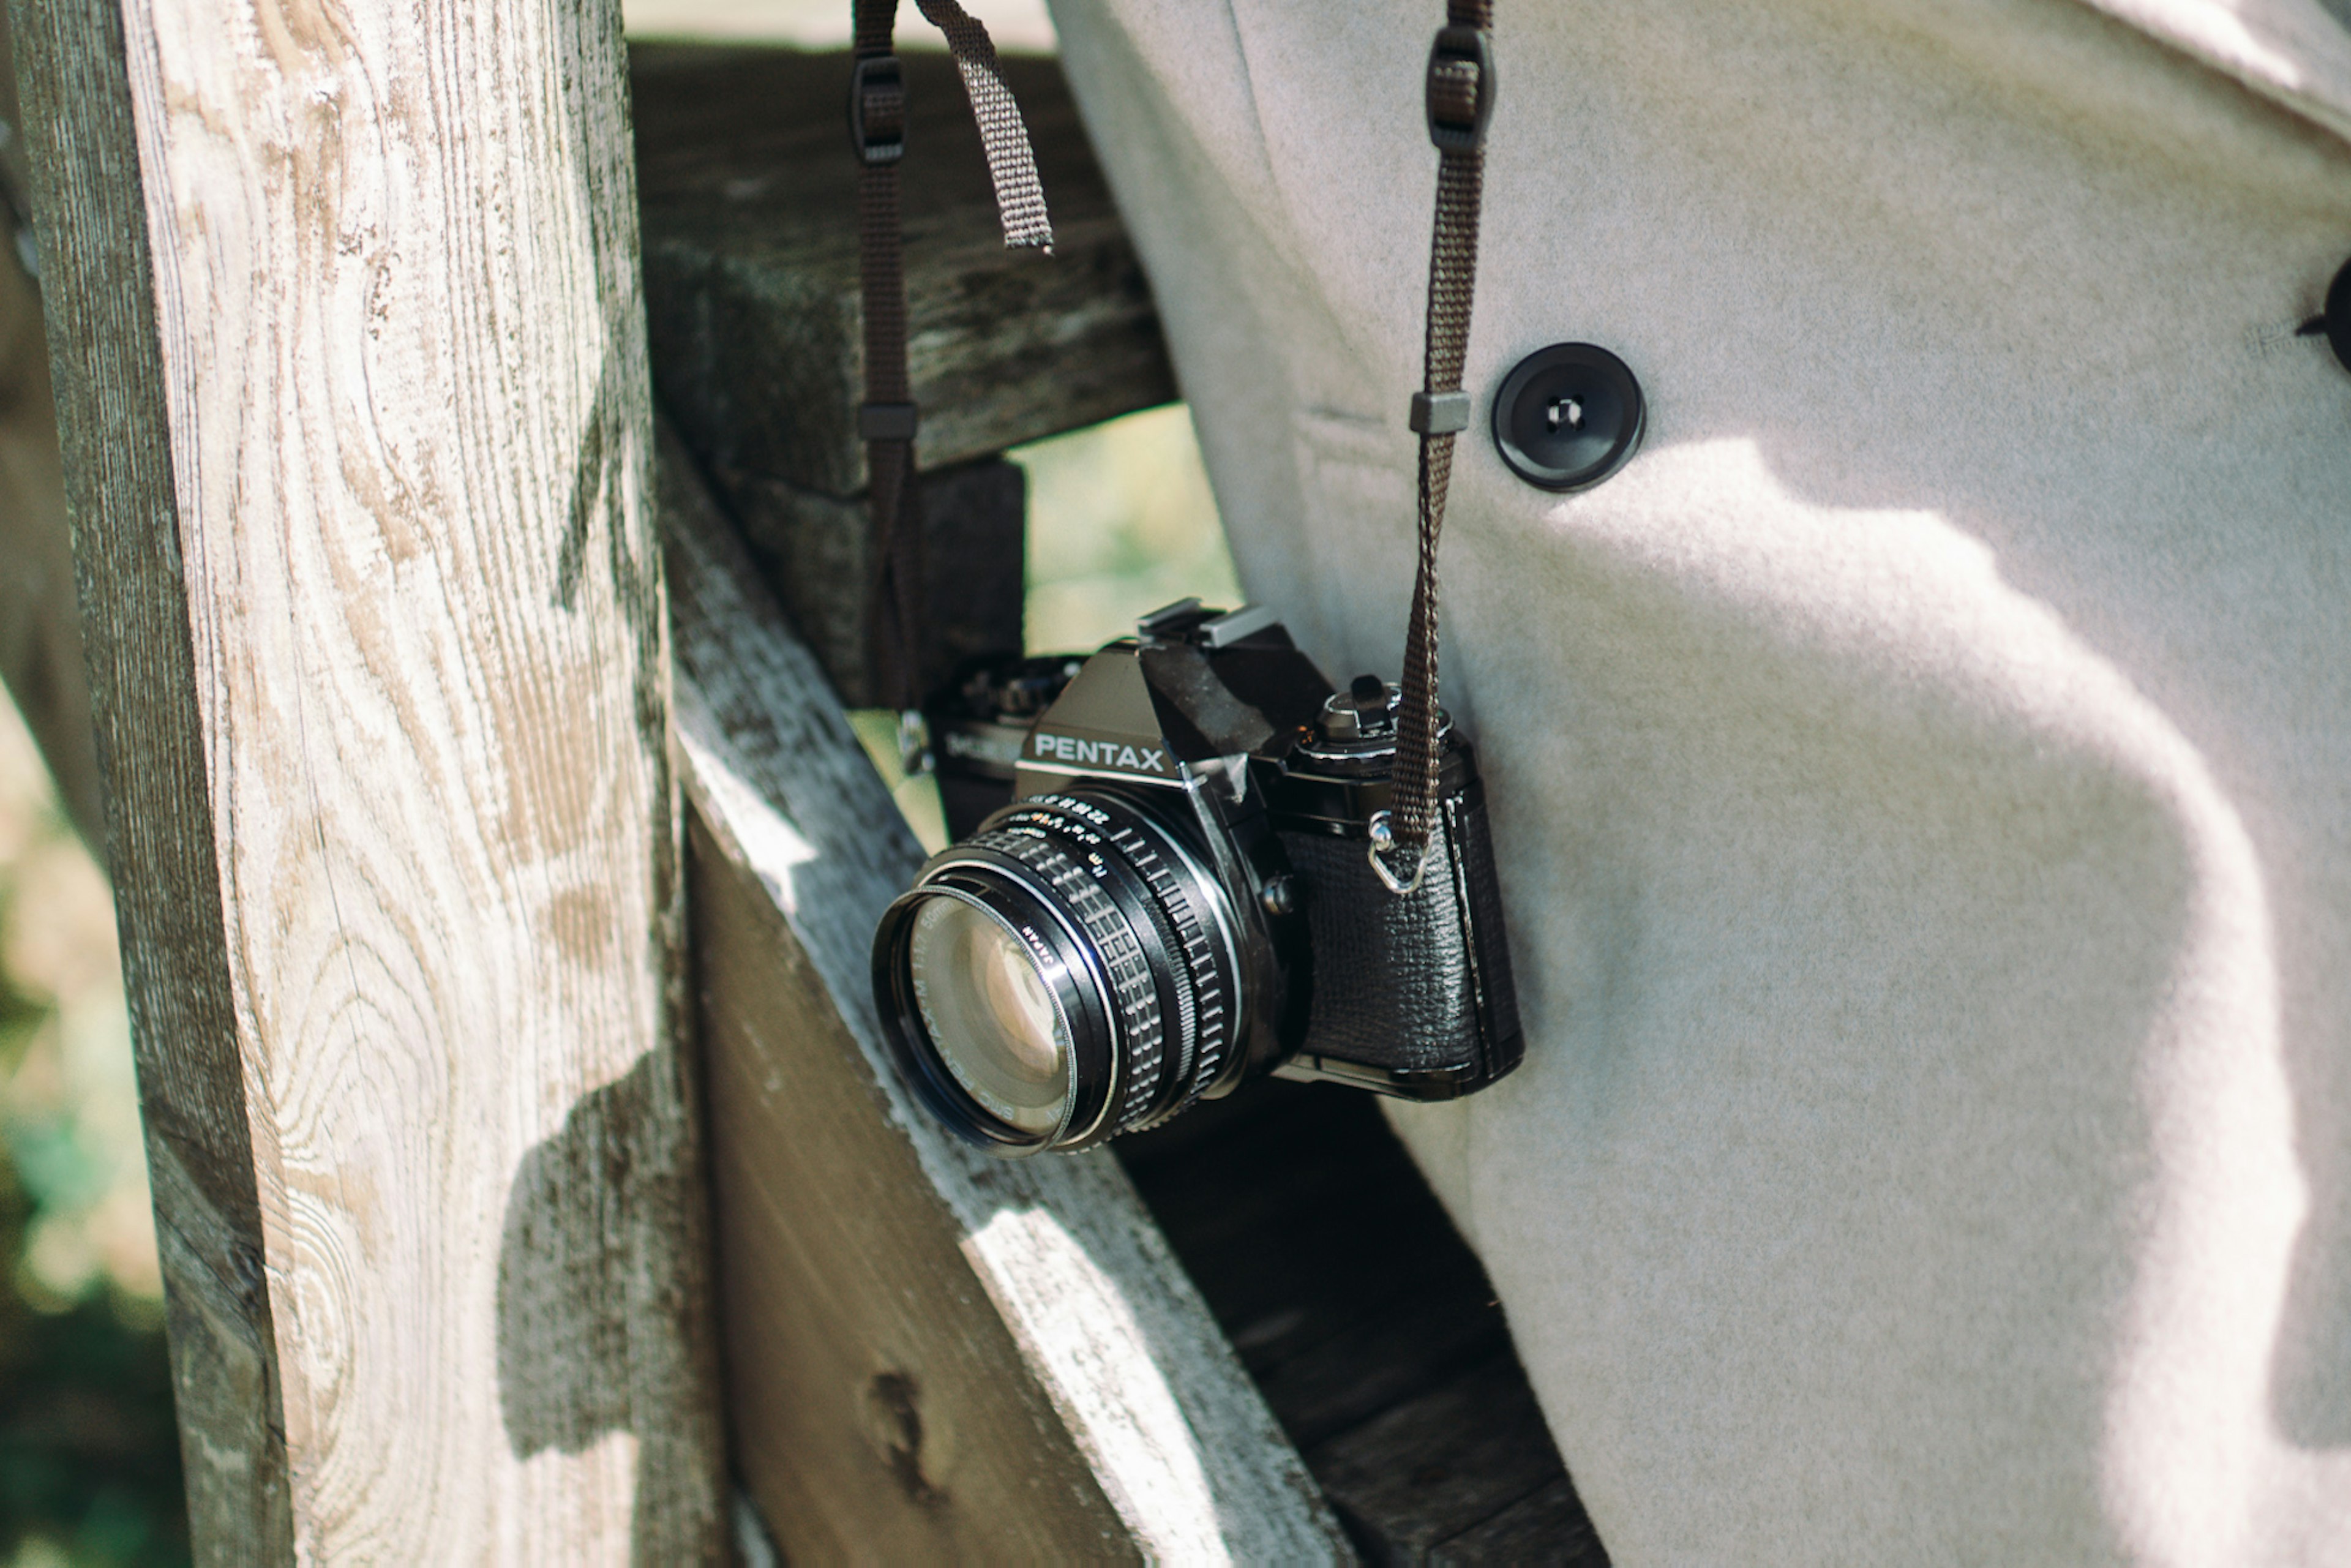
top-left (1409, 389), bottom-right (1472, 435)
top-left (1425, 26), bottom-right (1496, 154)
top-left (849, 54), bottom-right (907, 166)
top-left (858, 401), bottom-right (918, 441)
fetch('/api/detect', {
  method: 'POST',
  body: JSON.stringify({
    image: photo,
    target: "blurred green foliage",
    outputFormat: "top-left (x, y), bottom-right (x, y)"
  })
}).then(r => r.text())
top-left (1015, 403), bottom-right (1241, 655)
top-left (0, 699), bottom-right (186, 1567)
top-left (0, 1215), bottom-right (187, 1568)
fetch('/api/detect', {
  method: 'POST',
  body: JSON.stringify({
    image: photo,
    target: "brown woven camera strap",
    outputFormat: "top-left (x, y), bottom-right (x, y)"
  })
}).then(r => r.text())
top-left (1377, 0), bottom-right (1495, 895)
top-left (852, 0), bottom-right (1052, 719)
top-left (852, 0), bottom-right (1487, 849)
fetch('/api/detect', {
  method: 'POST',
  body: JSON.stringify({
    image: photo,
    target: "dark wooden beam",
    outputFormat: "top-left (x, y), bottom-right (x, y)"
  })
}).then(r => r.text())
top-left (635, 43), bottom-right (1177, 495)
top-left (713, 451), bottom-right (1029, 707)
top-left (634, 42), bottom-right (1178, 702)
top-left (1119, 1082), bottom-right (1610, 1564)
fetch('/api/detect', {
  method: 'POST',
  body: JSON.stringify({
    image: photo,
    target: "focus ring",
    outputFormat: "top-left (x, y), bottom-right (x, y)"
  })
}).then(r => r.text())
top-left (966, 827), bottom-right (1165, 1131)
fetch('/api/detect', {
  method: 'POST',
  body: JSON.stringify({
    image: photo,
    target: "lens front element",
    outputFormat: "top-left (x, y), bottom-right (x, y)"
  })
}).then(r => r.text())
top-left (907, 895), bottom-right (1071, 1134)
top-left (873, 787), bottom-right (1247, 1156)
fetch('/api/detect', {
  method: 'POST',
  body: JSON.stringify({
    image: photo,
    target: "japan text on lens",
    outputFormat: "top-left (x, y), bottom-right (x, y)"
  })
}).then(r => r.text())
top-left (871, 601), bottom-right (1522, 1155)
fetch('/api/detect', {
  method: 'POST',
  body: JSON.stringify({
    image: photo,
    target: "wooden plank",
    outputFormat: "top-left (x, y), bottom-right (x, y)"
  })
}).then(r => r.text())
top-left (1253, 1272), bottom-right (1513, 1454)
top-left (1121, 1081), bottom-right (1595, 1563)
top-left (11, 0), bottom-right (726, 1559)
top-left (1120, 1082), bottom-right (1478, 1379)
top-left (634, 44), bottom-right (1176, 498)
top-left (691, 810), bottom-right (1136, 1561)
top-left (719, 452), bottom-right (1027, 707)
top-left (9, 0), bottom-right (293, 1550)
top-left (634, 41), bottom-right (1174, 703)
top-left (1429, 1479), bottom-right (1610, 1567)
top-left (1308, 1356), bottom-right (1567, 1566)
top-left (661, 424), bottom-right (1352, 1562)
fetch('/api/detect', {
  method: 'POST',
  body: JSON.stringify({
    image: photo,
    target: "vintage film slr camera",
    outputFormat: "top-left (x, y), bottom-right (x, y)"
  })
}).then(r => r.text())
top-left (870, 599), bottom-right (1521, 1156)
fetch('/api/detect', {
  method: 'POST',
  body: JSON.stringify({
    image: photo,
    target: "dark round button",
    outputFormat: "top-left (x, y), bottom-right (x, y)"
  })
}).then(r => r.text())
top-left (1491, 342), bottom-right (1645, 492)
top-left (2327, 254), bottom-right (2351, 375)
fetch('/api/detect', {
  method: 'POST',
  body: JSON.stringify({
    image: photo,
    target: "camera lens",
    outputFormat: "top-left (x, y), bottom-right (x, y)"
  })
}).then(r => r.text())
top-left (906, 896), bottom-right (1071, 1134)
top-left (873, 788), bottom-right (1247, 1155)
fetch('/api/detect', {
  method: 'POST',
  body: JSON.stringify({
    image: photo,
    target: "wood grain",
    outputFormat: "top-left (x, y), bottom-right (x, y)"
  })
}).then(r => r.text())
top-left (719, 452), bottom-right (1027, 707)
top-left (9, 0), bottom-right (293, 1550)
top-left (634, 43), bottom-right (1177, 498)
top-left (690, 810), bottom-right (1138, 1562)
top-left (1119, 1080), bottom-right (1604, 1564)
top-left (1429, 1480), bottom-right (1609, 1567)
top-left (662, 426), bottom-right (1352, 1562)
top-left (12, 0), bottom-right (726, 1558)
top-left (1307, 1356), bottom-right (1569, 1564)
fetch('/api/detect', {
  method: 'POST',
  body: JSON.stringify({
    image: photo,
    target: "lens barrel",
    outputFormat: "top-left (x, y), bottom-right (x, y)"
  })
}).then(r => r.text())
top-left (874, 788), bottom-right (1243, 1154)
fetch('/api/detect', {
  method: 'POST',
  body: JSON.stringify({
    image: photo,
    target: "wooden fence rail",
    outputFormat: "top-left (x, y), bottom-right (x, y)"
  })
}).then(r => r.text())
top-left (663, 428), bottom-right (1348, 1561)
top-left (4, 10), bottom-right (1602, 1559)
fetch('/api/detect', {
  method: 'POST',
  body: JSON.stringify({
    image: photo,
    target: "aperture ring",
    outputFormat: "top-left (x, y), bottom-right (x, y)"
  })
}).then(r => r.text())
top-left (966, 827), bottom-right (1164, 1134)
top-left (1004, 795), bottom-right (1228, 1131)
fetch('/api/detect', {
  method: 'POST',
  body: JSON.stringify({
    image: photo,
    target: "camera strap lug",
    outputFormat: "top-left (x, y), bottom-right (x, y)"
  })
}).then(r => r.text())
top-left (1367, 809), bottom-right (1430, 896)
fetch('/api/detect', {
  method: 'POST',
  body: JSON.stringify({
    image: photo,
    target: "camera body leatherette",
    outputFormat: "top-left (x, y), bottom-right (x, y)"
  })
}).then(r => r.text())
top-left (1272, 771), bottom-right (1521, 1093)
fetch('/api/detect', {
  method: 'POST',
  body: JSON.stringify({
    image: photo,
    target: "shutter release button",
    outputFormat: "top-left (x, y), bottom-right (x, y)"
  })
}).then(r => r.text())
top-left (1491, 342), bottom-right (1645, 492)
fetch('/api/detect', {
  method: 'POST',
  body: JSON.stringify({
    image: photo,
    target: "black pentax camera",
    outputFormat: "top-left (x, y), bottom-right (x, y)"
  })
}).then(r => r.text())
top-left (871, 600), bottom-right (1521, 1156)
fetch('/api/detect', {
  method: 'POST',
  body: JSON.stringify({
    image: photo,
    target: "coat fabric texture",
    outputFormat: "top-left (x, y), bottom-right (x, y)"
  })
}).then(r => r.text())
top-left (1043, 0), bottom-right (2351, 1561)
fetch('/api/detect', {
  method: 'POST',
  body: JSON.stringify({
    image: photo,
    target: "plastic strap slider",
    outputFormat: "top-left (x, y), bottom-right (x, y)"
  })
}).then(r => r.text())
top-left (1409, 389), bottom-right (1472, 435)
top-left (849, 54), bottom-right (907, 166)
top-left (1425, 26), bottom-right (1495, 154)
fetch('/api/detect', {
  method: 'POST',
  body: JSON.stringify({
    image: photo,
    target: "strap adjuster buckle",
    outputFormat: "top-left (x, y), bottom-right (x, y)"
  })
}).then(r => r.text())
top-left (1425, 26), bottom-right (1495, 154)
top-left (849, 54), bottom-right (907, 166)
top-left (1409, 389), bottom-right (1471, 435)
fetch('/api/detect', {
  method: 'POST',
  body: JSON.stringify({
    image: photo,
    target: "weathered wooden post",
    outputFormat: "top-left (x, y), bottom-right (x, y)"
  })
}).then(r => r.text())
top-left (9, 0), bottom-right (726, 1558)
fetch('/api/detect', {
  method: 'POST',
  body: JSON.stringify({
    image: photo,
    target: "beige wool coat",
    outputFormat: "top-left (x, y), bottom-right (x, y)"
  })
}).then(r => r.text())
top-left (1045, 0), bottom-right (2351, 1561)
